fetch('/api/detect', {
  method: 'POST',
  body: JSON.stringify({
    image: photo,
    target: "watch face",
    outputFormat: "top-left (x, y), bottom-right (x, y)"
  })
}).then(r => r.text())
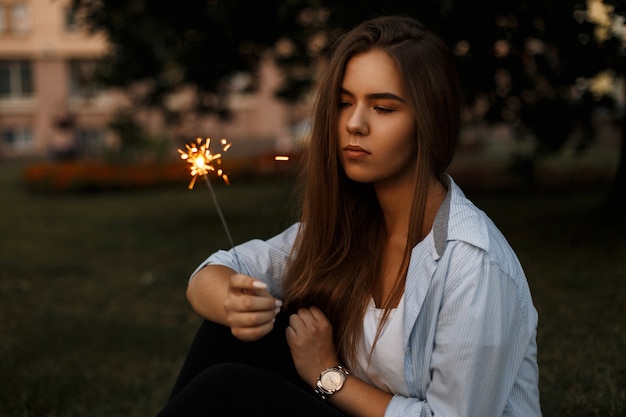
top-left (321, 369), bottom-right (344, 391)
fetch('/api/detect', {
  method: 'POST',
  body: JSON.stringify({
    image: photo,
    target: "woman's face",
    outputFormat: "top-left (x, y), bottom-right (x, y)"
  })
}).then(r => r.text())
top-left (337, 49), bottom-right (417, 186)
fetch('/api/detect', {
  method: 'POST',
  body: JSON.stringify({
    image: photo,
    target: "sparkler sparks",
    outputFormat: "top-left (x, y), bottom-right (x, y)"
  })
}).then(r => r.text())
top-left (178, 137), bottom-right (241, 270)
top-left (178, 137), bottom-right (231, 189)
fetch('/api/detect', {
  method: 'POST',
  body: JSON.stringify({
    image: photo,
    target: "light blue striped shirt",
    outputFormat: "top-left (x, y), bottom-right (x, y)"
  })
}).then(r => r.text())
top-left (194, 175), bottom-right (542, 417)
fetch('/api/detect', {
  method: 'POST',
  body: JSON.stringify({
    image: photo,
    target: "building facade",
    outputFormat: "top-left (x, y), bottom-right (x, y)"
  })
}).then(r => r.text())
top-left (0, 0), bottom-right (302, 160)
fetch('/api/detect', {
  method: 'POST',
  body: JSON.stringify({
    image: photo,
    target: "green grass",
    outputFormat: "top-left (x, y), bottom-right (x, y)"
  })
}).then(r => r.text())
top-left (1, 161), bottom-right (624, 416)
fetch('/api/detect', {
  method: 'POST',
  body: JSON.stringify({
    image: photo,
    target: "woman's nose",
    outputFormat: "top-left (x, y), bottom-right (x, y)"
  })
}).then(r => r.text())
top-left (345, 105), bottom-right (369, 136)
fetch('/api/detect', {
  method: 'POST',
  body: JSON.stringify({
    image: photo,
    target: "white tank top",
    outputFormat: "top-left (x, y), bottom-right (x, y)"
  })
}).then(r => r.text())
top-left (349, 296), bottom-right (410, 397)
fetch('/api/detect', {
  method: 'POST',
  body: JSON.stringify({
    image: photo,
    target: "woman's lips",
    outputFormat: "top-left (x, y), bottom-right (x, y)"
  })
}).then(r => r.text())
top-left (343, 145), bottom-right (370, 159)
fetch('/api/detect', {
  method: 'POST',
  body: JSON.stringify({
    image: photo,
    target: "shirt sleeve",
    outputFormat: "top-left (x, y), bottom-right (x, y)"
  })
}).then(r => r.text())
top-left (190, 222), bottom-right (301, 298)
top-left (386, 241), bottom-right (537, 417)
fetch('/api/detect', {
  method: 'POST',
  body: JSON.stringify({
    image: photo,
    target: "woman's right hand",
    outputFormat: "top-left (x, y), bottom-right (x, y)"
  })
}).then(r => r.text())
top-left (223, 273), bottom-right (282, 341)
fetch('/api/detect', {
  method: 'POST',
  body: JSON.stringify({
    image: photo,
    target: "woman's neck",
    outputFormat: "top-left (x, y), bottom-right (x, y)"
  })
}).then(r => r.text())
top-left (375, 176), bottom-right (447, 239)
top-left (371, 176), bottom-right (447, 308)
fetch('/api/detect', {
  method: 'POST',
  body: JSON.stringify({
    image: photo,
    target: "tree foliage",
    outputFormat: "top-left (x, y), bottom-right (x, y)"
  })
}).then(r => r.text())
top-left (72, 0), bottom-right (315, 115)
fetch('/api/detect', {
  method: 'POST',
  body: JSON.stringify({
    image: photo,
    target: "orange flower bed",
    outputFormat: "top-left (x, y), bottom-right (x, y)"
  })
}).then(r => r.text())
top-left (22, 161), bottom-right (190, 192)
top-left (21, 152), bottom-right (302, 192)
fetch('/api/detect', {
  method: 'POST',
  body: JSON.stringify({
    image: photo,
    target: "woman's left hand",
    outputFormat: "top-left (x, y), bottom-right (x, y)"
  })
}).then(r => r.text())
top-left (286, 306), bottom-right (339, 387)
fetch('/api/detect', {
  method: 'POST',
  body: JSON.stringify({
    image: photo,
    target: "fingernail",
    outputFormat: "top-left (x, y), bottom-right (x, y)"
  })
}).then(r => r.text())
top-left (252, 280), bottom-right (267, 289)
top-left (275, 307), bottom-right (281, 314)
top-left (275, 299), bottom-right (283, 307)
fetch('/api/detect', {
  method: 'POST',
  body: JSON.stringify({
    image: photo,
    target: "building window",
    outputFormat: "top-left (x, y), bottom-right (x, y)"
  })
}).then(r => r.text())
top-left (0, 60), bottom-right (33, 97)
top-left (0, 3), bottom-right (30, 35)
top-left (9, 3), bottom-right (30, 35)
top-left (69, 60), bottom-right (101, 97)
top-left (1, 128), bottom-right (33, 152)
top-left (0, 6), bottom-right (6, 34)
top-left (64, 6), bottom-right (78, 32)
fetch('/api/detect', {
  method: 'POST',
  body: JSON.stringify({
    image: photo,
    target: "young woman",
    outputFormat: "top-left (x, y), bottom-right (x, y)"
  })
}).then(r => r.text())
top-left (157, 15), bottom-right (542, 417)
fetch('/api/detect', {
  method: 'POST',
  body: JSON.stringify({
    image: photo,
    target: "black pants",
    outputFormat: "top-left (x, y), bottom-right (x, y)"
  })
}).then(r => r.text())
top-left (156, 312), bottom-right (347, 416)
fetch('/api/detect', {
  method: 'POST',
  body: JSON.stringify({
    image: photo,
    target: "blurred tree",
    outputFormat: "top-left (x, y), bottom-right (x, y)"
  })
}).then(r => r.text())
top-left (73, 0), bottom-right (626, 211)
top-left (439, 0), bottom-right (626, 212)
top-left (71, 0), bottom-right (316, 118)
top-left (588, 0), bottom-right (626, 211)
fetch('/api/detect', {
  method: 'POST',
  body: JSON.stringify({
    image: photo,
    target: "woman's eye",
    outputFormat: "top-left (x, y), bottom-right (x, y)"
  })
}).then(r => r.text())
top-left (374, 106), bottom-right (394, 113)
top-left (339, 100), bottom-right (352, 108)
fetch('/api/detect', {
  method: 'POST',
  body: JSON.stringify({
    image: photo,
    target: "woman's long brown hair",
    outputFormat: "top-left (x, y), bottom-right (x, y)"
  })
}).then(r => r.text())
top-left (282, 15), bottom-right (461, 365)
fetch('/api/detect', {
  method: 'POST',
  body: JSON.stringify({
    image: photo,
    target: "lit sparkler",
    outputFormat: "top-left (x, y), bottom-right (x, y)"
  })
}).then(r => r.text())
top-left (179, 137), bottom-right (232, 189)
top-left (178, 137), bottom-right (241, 269)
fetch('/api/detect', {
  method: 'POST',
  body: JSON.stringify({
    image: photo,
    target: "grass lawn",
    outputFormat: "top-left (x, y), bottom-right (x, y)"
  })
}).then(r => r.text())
top-left (1, 161), bottom-right (624, 416)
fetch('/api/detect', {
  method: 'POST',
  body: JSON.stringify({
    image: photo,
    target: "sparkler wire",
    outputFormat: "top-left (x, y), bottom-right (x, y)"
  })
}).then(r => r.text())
top-left (202, 174), bottom-right (243, 271)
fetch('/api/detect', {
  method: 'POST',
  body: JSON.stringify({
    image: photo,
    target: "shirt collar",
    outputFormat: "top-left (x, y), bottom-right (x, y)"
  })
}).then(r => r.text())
top-left (432, 175), bottom-right (489, 259)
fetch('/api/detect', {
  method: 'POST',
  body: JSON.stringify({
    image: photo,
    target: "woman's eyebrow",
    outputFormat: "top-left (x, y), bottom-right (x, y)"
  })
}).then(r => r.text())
top-left (340, 87), bottom-right (405, 103)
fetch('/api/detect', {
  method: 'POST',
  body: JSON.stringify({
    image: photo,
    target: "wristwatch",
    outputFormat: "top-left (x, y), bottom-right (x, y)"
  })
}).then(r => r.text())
top-left (315, 365), bottom-right (350, 400)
